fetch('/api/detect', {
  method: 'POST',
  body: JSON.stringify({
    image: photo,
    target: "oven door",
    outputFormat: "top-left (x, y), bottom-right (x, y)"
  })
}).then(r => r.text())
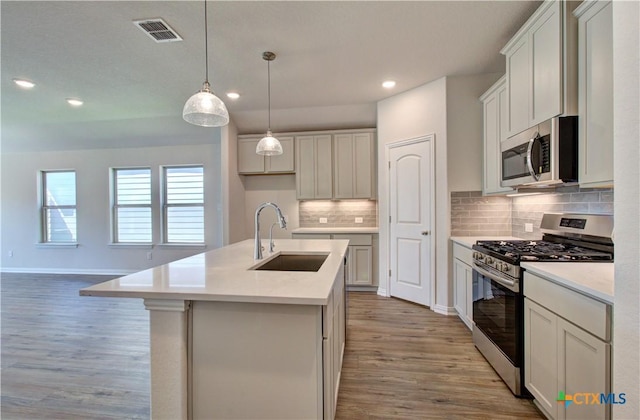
top-left (472, 265), bottom-right (522, 366)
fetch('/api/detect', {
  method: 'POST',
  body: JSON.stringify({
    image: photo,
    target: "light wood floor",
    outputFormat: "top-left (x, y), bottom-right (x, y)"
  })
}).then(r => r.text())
top-left (1, 273), bottom-right (542, 419)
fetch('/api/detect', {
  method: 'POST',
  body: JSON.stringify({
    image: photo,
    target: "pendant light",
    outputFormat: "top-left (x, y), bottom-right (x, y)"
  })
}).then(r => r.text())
top-left (256, 51), bottom-right (283, 156)
top-left (183, 0), bottom-right (229, 127)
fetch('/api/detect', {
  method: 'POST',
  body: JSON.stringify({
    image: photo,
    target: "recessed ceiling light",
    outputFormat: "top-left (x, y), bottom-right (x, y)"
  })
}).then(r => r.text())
top-left (66, 98), bottom-right (84, 107)
top-left (382, 80), bottom-right (396, 89)
top-left (226, 92), bottom-right (240, 100)
top-left (13, 78), bottom-right (35, 89)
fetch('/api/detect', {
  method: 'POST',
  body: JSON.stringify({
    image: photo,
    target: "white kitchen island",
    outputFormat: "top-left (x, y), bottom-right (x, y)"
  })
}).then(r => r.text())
top-left (80, 239), bottom-right (349, 420)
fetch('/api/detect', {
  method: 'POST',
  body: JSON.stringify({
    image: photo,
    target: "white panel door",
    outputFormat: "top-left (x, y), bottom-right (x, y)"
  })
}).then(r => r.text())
top-left (389, 138), bottom-right (432, 306)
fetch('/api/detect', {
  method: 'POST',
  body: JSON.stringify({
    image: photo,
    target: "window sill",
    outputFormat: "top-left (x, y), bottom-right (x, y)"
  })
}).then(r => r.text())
top-left (108, 243), bottom-right (154, 250)
top-left (156, 243), bottom-right (207, 250)
top-left (36, 243), bottom-right (79, 249)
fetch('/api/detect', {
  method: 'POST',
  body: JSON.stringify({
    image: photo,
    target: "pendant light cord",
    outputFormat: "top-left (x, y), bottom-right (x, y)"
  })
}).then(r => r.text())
top-left (267, 59), bottom-right (271, 131)
top-left (204, 0), bottom-right (209, 85)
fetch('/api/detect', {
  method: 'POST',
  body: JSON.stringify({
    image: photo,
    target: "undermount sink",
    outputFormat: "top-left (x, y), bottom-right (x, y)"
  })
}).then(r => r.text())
top-left (251, 253), bottom-right (329, 272)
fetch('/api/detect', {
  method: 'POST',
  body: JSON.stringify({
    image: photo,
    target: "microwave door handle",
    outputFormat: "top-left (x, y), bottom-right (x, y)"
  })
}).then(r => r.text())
top-left (526, 133), bottom-right (541, 181)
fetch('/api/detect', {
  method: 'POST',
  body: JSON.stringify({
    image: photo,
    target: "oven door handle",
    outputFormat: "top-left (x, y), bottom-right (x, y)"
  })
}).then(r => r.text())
top-left (473, 263), bottom-right (519, 293)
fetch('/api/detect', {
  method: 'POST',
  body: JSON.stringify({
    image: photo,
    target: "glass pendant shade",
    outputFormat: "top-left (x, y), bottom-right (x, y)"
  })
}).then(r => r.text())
top-left (183, 82), bottom-right (229, 127)
top-left (256, 130), bottom-right (283, 156)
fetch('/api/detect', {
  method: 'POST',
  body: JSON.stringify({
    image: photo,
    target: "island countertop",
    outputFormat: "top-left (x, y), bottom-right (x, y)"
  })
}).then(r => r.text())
top-left (80, 239), bottom-right (349, 305)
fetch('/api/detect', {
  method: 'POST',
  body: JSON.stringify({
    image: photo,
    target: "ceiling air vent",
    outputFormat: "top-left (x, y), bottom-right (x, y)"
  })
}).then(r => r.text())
top-left (133, 18), bottom-right (182, 43)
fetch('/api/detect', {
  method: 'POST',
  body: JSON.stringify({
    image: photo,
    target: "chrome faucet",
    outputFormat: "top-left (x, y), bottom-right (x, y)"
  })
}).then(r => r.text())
top-left (254, 202), bottom-right (287, 260)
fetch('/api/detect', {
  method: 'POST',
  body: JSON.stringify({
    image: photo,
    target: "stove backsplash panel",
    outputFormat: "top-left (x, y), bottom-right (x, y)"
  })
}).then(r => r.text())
top-left (512, 188), bottom-right (613, 239)
top-left (451, 188), bottom-right (613, 239)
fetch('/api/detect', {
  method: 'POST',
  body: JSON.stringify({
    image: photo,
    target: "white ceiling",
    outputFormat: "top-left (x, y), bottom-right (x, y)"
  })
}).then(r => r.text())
top-left (1, 0), bottom-right (541, 152)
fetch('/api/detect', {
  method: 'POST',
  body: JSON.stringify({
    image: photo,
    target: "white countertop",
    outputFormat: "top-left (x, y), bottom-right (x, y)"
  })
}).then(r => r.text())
top-left (293, 227), bottom-right (379, 234)
top-left (450, 236), bottom-right (526, 248)
top-left (80, 239), bottom-right (349, 305)
top-left (521, 262), bottom-right (614, 305)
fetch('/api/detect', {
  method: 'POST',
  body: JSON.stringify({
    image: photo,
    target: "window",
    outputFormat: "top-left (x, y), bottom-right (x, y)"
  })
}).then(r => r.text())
top-left (112, 168), bottom-right (152, 243)
top-left (163, 166), bottom-right (204, 243)
top-left (41, 170), bottom-right (77, 243)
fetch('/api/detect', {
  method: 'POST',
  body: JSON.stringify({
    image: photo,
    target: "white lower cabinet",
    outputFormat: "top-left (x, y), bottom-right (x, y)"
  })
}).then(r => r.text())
top-left (294, 232), bottom-right (378, 288)
top-left (524, 272), bottom-right (611, 420)
top-left (452, 242), bottom-right (474, 330)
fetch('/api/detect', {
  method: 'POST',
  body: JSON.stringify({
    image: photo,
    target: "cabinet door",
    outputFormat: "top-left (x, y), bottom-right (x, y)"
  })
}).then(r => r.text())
top-left (296, 136), bottom-right (316, 199)
top-left (530, 0), bottom-right (562, 125)
top-left (557, 318), bottom-right (610, 420)
top-left (482, 80), bottom-right (513, 195)
top-left (453, 259), bottom-right (467, 325)
top-left (506, 35), bottom-right (530, 136)
top-left (333, 134), bottom-right (355, 199)
top-left (525, 298), bottom-right (558, 420)
top-left (577, 1), bottom-right (613, 187)
top-left (349, 246), bottom-right (372, 286)
top-left (353, 133), bottom-right (374, 198)
top-left (266, 136), bottom-right (295, 173)
top-left (238, 138), bottom-right (265, 174)
top-left (315, 135), bottom-right (333, 199)
top-left (453, 258), bottom-right (473, 330)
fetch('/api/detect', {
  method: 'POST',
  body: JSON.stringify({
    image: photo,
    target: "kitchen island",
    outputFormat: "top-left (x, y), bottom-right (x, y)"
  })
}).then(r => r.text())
top-left (81, 239), bottom-right (349, 420)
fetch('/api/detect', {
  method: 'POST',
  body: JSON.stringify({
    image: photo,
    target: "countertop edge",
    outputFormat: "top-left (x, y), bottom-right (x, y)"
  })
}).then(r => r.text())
top-left (80, 239), bottom-right (348, 306)
top-left (521, 262), bottom-right (614, 305)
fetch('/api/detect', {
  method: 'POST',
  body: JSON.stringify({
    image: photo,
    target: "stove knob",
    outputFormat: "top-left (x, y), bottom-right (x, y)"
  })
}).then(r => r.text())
top-left (485, 257), bottom-right (494, 264)
top-left (502, 264), bottom-right (510, 273)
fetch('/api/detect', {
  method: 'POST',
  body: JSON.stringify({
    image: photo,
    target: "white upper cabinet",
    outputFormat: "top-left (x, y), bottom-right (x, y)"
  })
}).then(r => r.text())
top-left (238, 136), bottom-right (295, 174)
top-left (480, 76), bottom-right (513, 195)
top-left (574, 0), bottom-right (613, 187)
top-left (502, 0), bottom-right (579, 137)
top-left (296, 129), bottom-right (376, 200)
top-left (296, 134), bottom-right (333, 200)
top-left (333, 132), bottom-right (375, 199)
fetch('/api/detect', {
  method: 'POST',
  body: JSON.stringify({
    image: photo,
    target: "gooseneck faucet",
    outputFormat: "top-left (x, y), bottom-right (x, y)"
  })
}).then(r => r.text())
top-left (254, 202), bottom-right (287, 260)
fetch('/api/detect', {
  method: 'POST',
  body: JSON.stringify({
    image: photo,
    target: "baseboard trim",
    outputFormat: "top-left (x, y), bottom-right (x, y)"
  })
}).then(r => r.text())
top-left (432, 304), bottom-right (458, 316)
top-left (1, 267), bottom-right (136, 276)
top-left (376, 287), bottom-right (389, 297)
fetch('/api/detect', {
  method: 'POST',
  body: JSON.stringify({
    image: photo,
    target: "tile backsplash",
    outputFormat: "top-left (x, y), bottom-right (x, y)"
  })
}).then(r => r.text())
top-left (451, 188), bottom-right (614, 239)
top-left (512, 188), bottom-right (613, 239)
top-left (299, 200), bottom-right (378, 227)
top-left (451, 192), bottom-right (512, 236)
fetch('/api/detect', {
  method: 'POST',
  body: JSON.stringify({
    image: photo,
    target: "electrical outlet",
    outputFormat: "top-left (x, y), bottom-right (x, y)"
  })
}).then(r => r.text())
top-left (319, 217), bottom-right (328, 224)
top-left (355, 217), bottom-right (364, 223)
top-left (147, 252), bottom-right (153, 260)
top-left (525, 223), bottom-right (534, 233)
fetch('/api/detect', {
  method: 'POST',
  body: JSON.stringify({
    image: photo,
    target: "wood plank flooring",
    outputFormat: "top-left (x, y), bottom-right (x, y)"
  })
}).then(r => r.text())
top-left (335, 292), bottom-right (542, 419)
top-left (1, 273), bottom-right (542, 419)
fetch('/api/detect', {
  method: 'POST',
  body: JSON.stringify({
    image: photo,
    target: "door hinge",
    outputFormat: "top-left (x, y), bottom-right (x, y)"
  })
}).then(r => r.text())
top-left (389, 269), bottom-right (392, 277)
top-left (389, 215), bottom-right (391, 223)
top-left (388, 161), bottom-right (391, 169)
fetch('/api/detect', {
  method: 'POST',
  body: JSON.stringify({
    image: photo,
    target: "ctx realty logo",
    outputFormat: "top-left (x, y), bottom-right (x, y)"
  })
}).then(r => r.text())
top-left (557, 391), bottom-right (627, 407)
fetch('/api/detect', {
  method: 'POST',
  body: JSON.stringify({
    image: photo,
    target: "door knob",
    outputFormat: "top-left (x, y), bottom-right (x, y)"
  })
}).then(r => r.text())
top-left (421, 230), bottom-right (430, 236)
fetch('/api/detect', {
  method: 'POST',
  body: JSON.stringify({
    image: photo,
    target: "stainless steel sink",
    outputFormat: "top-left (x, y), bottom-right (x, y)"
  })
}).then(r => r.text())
top-left (251, 253), bottom-right (329, 272)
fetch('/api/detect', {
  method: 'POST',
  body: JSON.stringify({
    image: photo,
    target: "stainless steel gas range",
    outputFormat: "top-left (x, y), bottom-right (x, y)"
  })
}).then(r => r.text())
top-left (470, 213), bottom-right (614, 397)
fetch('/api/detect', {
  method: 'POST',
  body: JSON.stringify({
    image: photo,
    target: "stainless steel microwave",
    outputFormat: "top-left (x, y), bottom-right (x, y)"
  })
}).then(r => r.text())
top-left (500, 116), bottom-right (578, 188)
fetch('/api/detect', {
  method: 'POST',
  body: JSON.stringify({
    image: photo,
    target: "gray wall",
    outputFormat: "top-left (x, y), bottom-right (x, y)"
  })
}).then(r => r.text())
top-left (1, 142), bottom-right (222, 274)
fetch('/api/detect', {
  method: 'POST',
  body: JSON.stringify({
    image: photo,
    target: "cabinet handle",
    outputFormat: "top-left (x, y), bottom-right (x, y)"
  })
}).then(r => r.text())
top-left (421, 231), bottom-right (430, 236)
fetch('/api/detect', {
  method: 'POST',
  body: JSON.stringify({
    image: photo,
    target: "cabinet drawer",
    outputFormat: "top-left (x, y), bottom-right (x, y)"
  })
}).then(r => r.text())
top-left (453, 243), bottom-right (473, 265)
top-left (524, 272), bottom-right (611, 341)
top-left (332, 234), bottom-right (372, 246)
